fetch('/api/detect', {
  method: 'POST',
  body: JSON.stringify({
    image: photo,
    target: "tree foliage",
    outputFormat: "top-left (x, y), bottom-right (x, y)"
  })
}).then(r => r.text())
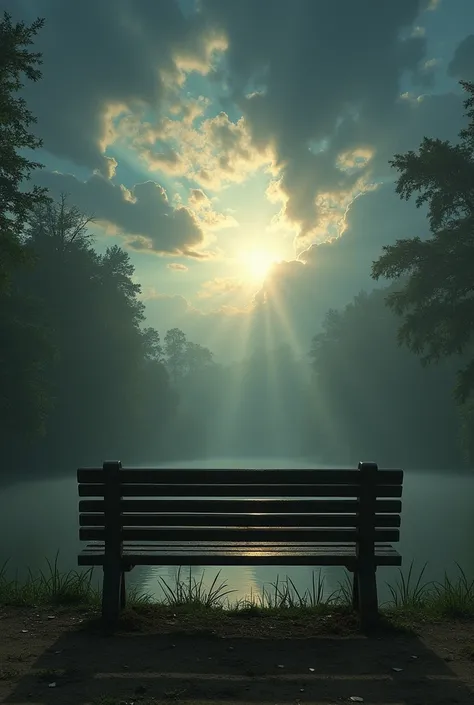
top-left (163, 328), bottom-right (214, 384)
top-left (2, 195), bottom-right (181, 472)
top-left (372, 81), bottom-right (474, 403)
top-left (309, 286), bottom-right (463, 468)
top-left (0, 12), bottom-right (49, 293)
top-left (0, 292), bottom-right (54, 445)
top-left (0, 13), bottom-right (55, 443)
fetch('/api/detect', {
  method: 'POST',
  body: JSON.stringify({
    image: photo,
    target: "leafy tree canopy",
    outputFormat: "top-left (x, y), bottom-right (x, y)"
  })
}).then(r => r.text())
top-left (372, 81), bottom-right (474, 403)
top-left (0, 12), bottom-right (49, 293)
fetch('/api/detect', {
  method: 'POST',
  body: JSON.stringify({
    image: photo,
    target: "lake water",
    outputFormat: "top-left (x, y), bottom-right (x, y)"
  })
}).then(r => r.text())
top-left (1, 458), bottom-right (473, 606)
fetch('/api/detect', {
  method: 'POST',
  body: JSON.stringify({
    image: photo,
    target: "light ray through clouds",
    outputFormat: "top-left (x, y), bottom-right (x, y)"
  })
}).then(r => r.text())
top-left (5, 0), bottom-right (473, 361)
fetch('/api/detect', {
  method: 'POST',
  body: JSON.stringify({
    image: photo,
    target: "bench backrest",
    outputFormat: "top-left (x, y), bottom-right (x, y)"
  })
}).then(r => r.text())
top-left (78, 462), bottom-right (403, 545)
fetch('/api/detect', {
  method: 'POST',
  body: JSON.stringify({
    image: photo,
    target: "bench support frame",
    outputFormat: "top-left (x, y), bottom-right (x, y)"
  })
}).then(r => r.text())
top-left (80, 460), bottom-right (401, 632)
top-left (102, 460), bottom-right (123, 627)
top-left (356, 461), bottom-right (379, 629)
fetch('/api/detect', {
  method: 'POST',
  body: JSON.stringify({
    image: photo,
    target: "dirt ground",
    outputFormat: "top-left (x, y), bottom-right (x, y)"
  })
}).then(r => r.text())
top-left (1, 606), bottom-right (473, 705)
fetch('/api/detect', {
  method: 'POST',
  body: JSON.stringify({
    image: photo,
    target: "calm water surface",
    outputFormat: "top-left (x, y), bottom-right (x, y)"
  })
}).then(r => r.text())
top-left (1, 458), bottom-right (473, 604)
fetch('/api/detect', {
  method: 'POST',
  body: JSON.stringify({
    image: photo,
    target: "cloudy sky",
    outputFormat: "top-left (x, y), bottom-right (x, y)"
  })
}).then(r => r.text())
top-left (9, 0), bottom-right (474, 360)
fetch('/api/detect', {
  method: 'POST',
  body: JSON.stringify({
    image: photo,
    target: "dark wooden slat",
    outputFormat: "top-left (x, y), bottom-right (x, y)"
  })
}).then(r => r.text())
top-left (79, 555), bottom-right (401, 567)
top-left (79, 498), bottom-right (402, 514)
top-left (77, 467), bottom-right (403, 485)
top-left (78, 542), bottom-right (401, 567)
top-left (79, 512), bottom-right (402, 528)
top-left (80, 541), bottom-right (399, 550)
top-left (79, 526), bottom-right (400, 542)
top-left (78, 483), bottom-right (403, 498)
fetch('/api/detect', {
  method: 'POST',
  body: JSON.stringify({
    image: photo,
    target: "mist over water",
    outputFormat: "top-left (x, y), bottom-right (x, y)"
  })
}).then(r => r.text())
top-left (1, 458), bottom-right (473, 605)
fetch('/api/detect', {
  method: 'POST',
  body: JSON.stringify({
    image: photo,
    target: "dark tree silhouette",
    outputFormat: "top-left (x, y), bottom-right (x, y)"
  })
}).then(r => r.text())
top-left (0, 12), bottom-right (48, 294)
top-left (309, 285), bottom-right (463, 468)
top-left (372, 81), bottom-right (474, 404)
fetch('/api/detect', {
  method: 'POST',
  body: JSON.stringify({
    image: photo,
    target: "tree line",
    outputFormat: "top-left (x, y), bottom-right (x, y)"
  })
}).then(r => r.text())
top-left (2, 12), bottom-right (474, 480)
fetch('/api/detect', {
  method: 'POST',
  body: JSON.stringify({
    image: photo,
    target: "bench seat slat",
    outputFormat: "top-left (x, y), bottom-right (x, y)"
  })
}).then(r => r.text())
top-left (79, 512), bottom-right (401, 528)
top-left (80, 540), bottom-right (399, 549)
top-left (79, 498), bottom-right (402, 513)
top-left (78, 483), bottom-right (403, 498)
top-left (79, 526), bottom-right (400, 542)
top-left (78, 542), bottom-right (401, 567)
top-left (77, 468), bottom-right (403, 485)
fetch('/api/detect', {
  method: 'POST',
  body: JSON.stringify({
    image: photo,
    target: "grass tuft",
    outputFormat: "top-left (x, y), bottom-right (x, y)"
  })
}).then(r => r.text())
top-left (231, 570), bottom-right (345, 615)
top-left (0, 552), bottom-right (99, 607)
top-left (430, 563), bottom-right (474, 618)
top-left (158, 566), bottom-right (235, 608)
top-left (384, 560), bottom-right (432, 610)
top-left (383, 561), bottom-right (474, 625)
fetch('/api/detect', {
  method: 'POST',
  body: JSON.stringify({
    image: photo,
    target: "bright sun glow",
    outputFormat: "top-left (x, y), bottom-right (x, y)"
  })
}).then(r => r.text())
top-left (240, 249), bottom-right (278, 282)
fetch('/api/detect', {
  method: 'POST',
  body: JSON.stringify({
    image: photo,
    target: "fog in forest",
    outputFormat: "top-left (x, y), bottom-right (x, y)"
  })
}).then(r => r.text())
top-left (1, 261), bottom-right (469, 485)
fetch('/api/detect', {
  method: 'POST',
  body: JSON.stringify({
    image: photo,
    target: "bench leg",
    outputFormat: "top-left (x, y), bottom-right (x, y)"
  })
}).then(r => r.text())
top-left (357, 563), bottom-right (378, 630)
top-left (102, 565), bottom-right (121, 628)
top-left (352, 571), bottom-right (359, 610)
top-left (120, 571), bottom-right (126, 610)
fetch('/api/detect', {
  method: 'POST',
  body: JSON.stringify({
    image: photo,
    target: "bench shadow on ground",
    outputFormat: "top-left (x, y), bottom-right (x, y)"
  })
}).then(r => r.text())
top-left (3, 621), bottom-right (473, 705)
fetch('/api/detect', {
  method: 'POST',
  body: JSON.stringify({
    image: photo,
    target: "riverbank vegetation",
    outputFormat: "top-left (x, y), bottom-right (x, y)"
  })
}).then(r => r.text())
top-left (1, 555), bottom-right (474, 631)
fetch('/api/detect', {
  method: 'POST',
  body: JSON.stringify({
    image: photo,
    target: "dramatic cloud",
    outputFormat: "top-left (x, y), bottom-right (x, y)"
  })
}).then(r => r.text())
top-left (4, 0), bottom-right (223, 176)
top-left (123, 107), bottom-right (275, 189)
top-left (7, 0), bottom-right (472, 357)
top-left (33, 171), bottom-right (208, 257)
top-left (188, 189), bottom-right (209, 207)
top-left (143, 182), bottom-right (433, 362)
top-left (199, 0), bottom-right (441, 241)
top-left (197, 277), bottom-right (245, 299)
top-left (13, 0), bottom-right (465, 252)
top-left (251, 182), bottom-right (433, 354)
top-left (186, 189), bottom-right (239, 229)
top-left (448, 35), bottom-right (474, 81)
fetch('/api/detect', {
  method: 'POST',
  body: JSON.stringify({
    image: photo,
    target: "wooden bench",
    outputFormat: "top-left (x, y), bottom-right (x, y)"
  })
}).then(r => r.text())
top-left (77, 461), bottom-right (403, 629)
